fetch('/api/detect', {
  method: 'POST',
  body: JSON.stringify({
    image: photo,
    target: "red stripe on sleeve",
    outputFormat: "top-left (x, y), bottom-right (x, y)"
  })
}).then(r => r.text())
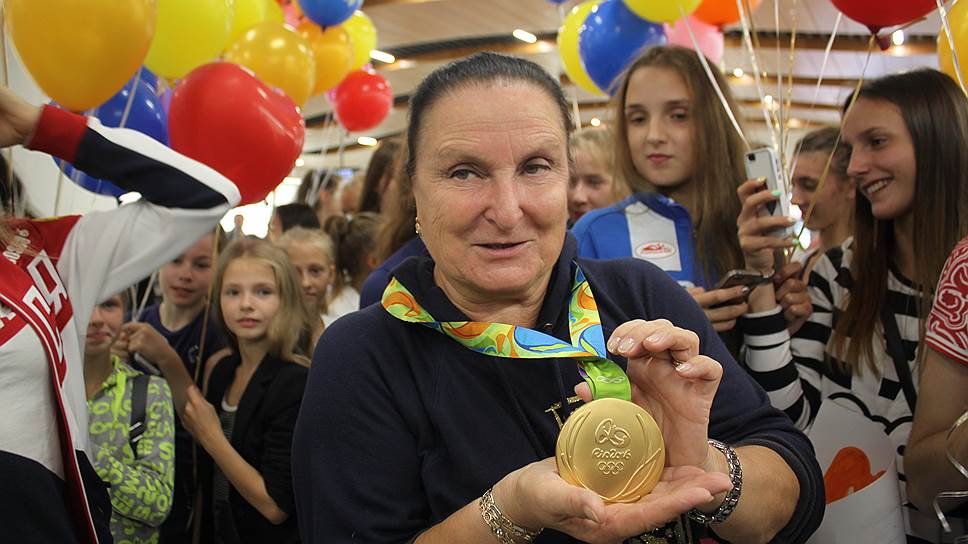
top-left (25, 104), bottom-right (88, 164)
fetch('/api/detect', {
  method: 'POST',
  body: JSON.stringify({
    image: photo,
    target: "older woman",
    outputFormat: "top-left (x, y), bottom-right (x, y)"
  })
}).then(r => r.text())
top-left (292, 53), bottom-right (823, 544)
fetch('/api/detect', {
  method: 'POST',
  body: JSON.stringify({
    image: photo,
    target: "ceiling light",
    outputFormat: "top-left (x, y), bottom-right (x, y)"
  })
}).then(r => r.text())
top-left (732, 68), bottom-right (745, 78)
top-left (295, 158), bottom-right (305, 167)
top-left (513, 29), bottom-right (537, 44)
top-left (590, 117), bottom-right (601, 127)
top-left (358, 136), bottom-right (378, 147)
top-left (370, 49), bottom-right (396, 64)
top-left (763, 94), bottom-right (774, 106)
top-left (891, 30), bottom-right (905, 47)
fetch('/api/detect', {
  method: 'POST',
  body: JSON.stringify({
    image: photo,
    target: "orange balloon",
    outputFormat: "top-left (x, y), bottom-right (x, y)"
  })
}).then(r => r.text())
top-left (693, 0), bottom-right (762, 27)
top-left (6, 0), bottom-right (155, 111)
top-left (224, 22), bottom-right (317, 106)
top-left (298, 22), bottom-right (354, 94)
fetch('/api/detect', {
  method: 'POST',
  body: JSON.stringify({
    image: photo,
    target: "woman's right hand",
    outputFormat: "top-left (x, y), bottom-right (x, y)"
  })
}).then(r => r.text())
top-left (495, 458), bottom-right (731, 543)
top-left (0, 86), bottom-right (41, 148)
top-left (736, 178), bottom-right (796, 274)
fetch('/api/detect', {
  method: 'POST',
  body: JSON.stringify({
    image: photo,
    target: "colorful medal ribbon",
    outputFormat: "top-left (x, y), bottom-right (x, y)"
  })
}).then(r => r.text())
top-left (381, 265), bottom-right (631, 401)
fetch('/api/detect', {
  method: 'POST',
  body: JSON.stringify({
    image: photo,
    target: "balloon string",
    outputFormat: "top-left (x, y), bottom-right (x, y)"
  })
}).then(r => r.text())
top-left (936, 0), bottom-right (968, 95)
top-left (118, 68), bottom-right (143, 131)
top-left (774, 0), bottom-right (783, 164)
top-left (191, 224), bottom-right (221, 543)
top-left (0, 11), bottom-right (18, 218)
top-left (786, 12), bottom-right (842, 186)
top-left (796, 35), bottom-right (875, 241)
top-left (53, 158), bottom-right (67, 216)
top-left (780, 0), bottom-right (800, 189)
top-left (678, 6), bottom-right (748, 150)
top-left (933, 408), bottom-right (968, 533)
top-left (736, 0), bottom-right (779, 153)
top-left (571, 92), bottom-right (582, 132)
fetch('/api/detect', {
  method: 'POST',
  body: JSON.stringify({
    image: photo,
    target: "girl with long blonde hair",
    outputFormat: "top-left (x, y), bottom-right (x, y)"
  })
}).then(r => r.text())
top-left (181, 238), bottom-right (314, 542)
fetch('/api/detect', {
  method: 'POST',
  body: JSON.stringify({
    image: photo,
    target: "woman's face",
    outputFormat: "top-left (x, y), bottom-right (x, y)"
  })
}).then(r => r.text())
top-left (841, 97), bottom-right (917, 221)
top-left (285, 241), bottom-right (334, 312)
top-left (624, 66), bottom-right (695, 191)
top-left (568, 148), bottom-right (615, 222)
top-left (791, 151), bottom-right (855, 231)
top-left (412, 81), bottom-right (569, 302)
top-left (220, 257), bottom-right (281, 343)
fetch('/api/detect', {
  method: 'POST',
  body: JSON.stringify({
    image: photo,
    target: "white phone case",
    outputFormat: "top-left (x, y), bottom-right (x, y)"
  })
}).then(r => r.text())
top-left (744, 147), bottom-right (791, 238)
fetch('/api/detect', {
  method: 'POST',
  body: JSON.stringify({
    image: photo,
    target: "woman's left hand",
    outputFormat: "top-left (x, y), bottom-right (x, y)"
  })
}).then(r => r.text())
top-left (183, 385), bottom-right (223, 449)
top-left (579, 320), bottom-right (722, 470)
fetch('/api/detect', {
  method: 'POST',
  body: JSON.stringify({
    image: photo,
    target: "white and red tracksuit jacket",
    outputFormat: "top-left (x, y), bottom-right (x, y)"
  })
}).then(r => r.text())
top-left (0, 105), bottom-right (240, 543)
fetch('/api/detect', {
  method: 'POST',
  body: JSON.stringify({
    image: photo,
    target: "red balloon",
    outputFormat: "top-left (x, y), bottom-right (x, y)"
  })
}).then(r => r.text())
top-left (168, 62), bottom-right (305, 205)
top-left (331, 69), bottom-right (392, 132)
top-left (830, 0), bottom-right (935, 33)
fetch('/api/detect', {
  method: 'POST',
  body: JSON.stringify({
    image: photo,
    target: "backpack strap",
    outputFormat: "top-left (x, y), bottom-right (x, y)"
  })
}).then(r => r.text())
top-left (128, 374), bottom-right (150, 457)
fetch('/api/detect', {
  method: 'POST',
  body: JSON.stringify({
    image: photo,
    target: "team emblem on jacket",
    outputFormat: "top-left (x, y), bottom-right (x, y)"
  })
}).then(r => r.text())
top-left (635, 241), bottom-right (677, 259)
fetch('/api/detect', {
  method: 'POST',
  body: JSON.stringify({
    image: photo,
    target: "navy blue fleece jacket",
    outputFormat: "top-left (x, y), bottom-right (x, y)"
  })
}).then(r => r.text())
top-left (292, 235), bottom-right (824, 543)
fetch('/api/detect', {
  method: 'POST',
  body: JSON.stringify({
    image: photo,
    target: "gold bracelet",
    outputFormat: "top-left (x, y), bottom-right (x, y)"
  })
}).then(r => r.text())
top-left (479, 487), bottom-right (543, 544)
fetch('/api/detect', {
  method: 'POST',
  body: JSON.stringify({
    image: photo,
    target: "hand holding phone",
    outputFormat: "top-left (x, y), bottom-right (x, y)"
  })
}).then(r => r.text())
top-left (744, 147), bottom-right (792, 239)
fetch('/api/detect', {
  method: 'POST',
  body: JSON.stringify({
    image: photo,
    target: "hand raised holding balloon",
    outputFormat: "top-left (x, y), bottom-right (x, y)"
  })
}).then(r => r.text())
top-left (0, 87), bottom-right (41, 148)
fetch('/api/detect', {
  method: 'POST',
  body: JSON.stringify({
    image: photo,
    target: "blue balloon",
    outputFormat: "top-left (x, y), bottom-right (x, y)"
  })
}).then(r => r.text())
top-left (56, 68), bottom-right (168, 197)
top-left (578, 0), bottom-right (667, 94)
top-left (546, 0), bottom-right (570, 4)
top-left (299, 0), bottom-right (362, 28)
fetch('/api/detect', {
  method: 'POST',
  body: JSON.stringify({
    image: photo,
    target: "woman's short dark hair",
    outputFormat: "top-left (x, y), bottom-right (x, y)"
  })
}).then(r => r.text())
top-left (275, 203), bottom-right (321, 232)
top-left (406, 52), bottom-right (573, 179)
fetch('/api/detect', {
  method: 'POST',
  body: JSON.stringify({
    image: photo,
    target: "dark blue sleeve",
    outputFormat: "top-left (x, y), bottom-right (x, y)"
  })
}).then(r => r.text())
top-left (292, 311), bottom-right (429, 543)
top-left (648, 269), bottom-right (825, 543)
top-left (29, 104), bottom-right (239, 210)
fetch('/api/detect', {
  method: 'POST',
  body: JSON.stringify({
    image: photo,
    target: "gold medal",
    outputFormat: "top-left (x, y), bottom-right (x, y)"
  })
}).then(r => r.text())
top-left (555, 397), bottom-right (664, 503)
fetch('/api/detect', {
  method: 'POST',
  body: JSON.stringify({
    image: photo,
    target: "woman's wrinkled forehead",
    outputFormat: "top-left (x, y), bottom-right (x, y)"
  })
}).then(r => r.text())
top-left (412, 80), bottom-right (570, 161)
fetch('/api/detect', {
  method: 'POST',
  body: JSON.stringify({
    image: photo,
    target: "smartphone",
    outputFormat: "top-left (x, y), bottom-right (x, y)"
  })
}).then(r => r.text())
top-left (714, 269), bottom-right (772, 291)
top-left (744, 147), bottom-right (792, 238)
top-left (710, 269), bottom-right (772, 308)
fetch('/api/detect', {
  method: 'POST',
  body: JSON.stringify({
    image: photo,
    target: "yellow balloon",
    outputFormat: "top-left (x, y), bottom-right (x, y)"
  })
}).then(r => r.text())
top-left (624, 0), bottom-right (702, 23)
top-left (558, 1), bottom-right (604, 96)
top-left (230, 0), bottom-right (284, 41)
top-left (939, 0), bottom-right (968, 86)
top-left (298, 23), bottom-right (353, 94)
top-left (343, 11), bottom-right (378, 71)
top-left (265, 0), bottom-right (285, 24)
top-left (145, 0), bottom-right (235, 80)
top-left (6, 0), bottom-right (155, 112)
top-left (224, 22), bottom-right (317, 106)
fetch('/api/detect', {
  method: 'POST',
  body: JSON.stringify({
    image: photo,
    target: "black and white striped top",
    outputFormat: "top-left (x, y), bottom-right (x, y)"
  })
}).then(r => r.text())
top-left (740, 239), bottom-right (965, 542)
